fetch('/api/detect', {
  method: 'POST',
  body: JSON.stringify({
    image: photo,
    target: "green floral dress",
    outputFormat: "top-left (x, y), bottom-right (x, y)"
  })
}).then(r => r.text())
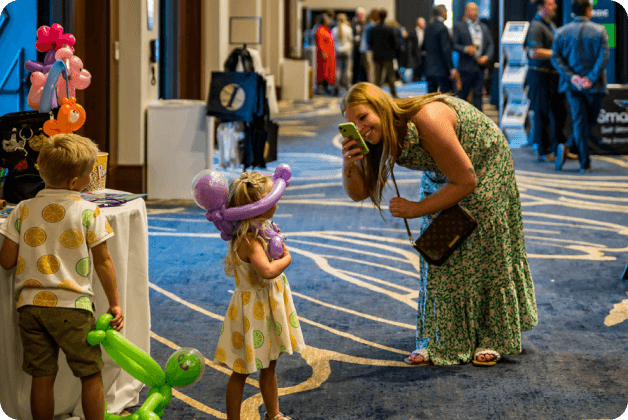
top-left (396, 96), bottom-right (537, 365)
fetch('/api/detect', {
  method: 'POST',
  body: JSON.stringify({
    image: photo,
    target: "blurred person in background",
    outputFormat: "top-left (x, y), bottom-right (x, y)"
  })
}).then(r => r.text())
top-left (368, 9), bottom-right (400, 98)
top-left (452, 1), bottom-right (494, 110)
top-left (352, 7), bottom-right (367, 84)
top-left (333, 13), bottom-right (354, 92)
top-left (552, 0), bottom-right (610, 173)
top-left (361, 9), bottom-right (381, 84)
top-left (525, 0), bottom-right (575, 164)
top-left (423, 5), bottom-right (459, 94)
top-left (316, 14), bottom-right (337, 95)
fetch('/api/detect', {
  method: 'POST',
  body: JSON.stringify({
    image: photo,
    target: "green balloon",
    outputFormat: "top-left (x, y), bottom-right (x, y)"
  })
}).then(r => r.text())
top-left (137, 411), bottom-right (160, 420)
top-left (87, 330), bottom-right (106, 346)
top-left (104, 330), bottom-right (165, 387)
top-left (140, 392), bottom-right (165, 413)
top-left (148, 383), bottom-right (172, 408)
top-left (96, 313), bottom-right (114, 331)
top-left (164, 347), bottom-right (205, 388)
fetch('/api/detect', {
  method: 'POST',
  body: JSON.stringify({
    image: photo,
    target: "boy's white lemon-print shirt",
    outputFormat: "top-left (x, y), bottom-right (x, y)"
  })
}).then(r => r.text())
top-left (0, 189), bottom-right (114, 312)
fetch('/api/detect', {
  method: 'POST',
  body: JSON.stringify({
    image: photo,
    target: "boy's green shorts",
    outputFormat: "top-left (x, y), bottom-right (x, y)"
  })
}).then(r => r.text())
top-left (18, 306), bottom-right (104, 378)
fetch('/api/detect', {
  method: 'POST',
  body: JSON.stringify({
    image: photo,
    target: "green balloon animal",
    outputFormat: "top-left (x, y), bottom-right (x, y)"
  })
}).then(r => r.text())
top-left (87, 314), bottom-right (205, 419)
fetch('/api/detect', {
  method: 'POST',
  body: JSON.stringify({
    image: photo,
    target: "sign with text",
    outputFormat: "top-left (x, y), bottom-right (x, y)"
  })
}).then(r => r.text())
top-left (591, 85), bottom-right (628, 154)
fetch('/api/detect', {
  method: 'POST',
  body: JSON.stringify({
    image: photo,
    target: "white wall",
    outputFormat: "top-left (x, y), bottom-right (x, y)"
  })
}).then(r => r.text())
top-left (117, 0), bottom-right (159, 165)
top-left (202, 0), bottom-right (230, 101)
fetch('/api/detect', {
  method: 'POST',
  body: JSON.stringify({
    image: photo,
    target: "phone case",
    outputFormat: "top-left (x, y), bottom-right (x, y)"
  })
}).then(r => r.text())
top-left (338, 122), bottom-right (370, 155)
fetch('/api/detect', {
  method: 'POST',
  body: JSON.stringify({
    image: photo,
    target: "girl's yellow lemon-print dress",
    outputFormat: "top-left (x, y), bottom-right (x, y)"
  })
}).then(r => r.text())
top-left (214, 252), bottom-right (305, 374)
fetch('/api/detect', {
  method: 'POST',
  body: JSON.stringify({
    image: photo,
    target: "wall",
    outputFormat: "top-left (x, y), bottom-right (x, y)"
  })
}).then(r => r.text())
top-left (117, 0), bottom-right (159, 166)
top-left (202, 0), bottom-right (230, 100)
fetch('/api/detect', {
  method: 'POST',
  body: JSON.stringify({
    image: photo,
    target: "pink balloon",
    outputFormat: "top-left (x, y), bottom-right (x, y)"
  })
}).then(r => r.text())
top-left (54, 48), bottom-right (91, 100)
top-left (27, 72), bottom-right (47, 110)
top-left (35, 24), bottom-right (76, 53)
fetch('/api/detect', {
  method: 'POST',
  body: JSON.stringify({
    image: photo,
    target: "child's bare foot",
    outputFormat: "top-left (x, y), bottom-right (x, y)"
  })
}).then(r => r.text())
top-left (404, 348), bottom-right (430, 365)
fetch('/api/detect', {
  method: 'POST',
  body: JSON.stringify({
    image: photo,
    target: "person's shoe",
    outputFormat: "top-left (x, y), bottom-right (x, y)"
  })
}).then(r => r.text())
top-left (579, 168), bottom-right (592, 174)
top-left (546, 153), bottom-right (556, 162)
top-left (566, 151), bottom-right (579, 160)
top-left (555, 143), bottom-right (567, 171)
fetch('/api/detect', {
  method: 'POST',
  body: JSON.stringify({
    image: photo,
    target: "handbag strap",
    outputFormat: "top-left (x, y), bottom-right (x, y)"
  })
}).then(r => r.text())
top-left (390, 169), bottom-right (416, 246)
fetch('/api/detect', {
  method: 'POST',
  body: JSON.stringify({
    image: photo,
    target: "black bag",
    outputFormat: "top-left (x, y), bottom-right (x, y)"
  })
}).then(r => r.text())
top-left (0, 110), bottom-right (56, 203)
top-left (390, 170), bottom-right (478, 266)
top-left (413, 204), bottom-right (478, 265)
top-left (206, 71), bottom-right (262, 123)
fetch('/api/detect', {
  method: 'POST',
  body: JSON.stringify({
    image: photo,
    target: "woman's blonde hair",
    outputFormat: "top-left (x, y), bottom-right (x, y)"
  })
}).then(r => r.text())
top-left (337, 13), bottom-right (348, 39)
top-left (222, 171), bottom-right (273, 277)
top-left (340, 82), bottom-right (451, 212)
top-left (37, 133), bottom-right (99, 187)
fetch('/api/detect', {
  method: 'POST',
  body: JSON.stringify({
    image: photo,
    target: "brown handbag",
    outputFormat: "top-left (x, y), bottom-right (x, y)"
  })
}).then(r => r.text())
top-left (391, 170), bottom-right (478, 266)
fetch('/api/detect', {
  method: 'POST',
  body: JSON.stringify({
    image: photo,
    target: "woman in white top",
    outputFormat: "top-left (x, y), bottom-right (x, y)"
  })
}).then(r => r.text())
top-left (332, 13), bottom-right (354, 91)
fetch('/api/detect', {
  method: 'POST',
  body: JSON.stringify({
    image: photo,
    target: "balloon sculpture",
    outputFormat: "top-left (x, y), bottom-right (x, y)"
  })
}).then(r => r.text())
top-left (25, 24), bottom-right (91, 112)
top-left (191, 164), bottom-right (292, 259)
top-left (88, 314), bottom-right (205, 419)
top-left (43, 96), bottom-right (86, 136)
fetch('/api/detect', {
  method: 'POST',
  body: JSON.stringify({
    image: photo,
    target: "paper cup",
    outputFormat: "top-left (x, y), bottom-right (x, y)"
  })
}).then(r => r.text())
top-left (84, 152), bottom-right (108, 192)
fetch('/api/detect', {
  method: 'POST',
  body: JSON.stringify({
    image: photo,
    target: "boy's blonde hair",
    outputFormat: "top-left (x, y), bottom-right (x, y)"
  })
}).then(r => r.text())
top-left (37, 133), bottom-right (99, 187)
top-left (222, 171), bottom-right (273, 277)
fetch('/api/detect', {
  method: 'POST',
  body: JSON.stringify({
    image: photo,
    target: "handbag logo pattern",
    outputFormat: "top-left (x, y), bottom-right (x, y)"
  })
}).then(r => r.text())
top-left (220, 84), bottom-right (246, 111)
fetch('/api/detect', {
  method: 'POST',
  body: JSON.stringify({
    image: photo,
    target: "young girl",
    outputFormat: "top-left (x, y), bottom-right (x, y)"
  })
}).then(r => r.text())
top-left (214, 171), bottom-right (305, 420)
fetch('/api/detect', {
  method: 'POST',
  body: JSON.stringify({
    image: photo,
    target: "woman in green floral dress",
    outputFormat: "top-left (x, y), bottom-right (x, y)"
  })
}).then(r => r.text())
top-left (340, 82), bottom-right (537, 366)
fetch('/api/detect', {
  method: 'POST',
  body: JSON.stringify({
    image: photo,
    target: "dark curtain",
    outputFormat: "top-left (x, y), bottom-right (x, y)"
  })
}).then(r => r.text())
top-left (396, 0), bottom-right (433, 32)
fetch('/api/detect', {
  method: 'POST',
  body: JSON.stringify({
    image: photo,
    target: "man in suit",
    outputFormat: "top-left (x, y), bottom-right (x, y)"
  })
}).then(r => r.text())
top-left (552, 0), bottom-right (610, 173)
top-left (368, 8), bottom-right (400, 98)
top-left (452, 1), bottom-right (494, 110)
top-left (526, 0), bottom-right (575, 164)
top-left (423, 5), bottom-right (459, 94)
top-left (408, 17), bottom-right (427, 82)
top-left (351, 7), bottom-right (367, 84)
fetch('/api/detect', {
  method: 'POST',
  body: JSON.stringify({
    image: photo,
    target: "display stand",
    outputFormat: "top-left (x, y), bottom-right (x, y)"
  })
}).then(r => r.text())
top-left (499, 21), bottom-right (530, 148)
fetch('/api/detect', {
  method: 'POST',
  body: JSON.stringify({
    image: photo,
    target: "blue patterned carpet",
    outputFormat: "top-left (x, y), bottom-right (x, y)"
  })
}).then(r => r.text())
top-left (132, 88), bottom-right (628, 420)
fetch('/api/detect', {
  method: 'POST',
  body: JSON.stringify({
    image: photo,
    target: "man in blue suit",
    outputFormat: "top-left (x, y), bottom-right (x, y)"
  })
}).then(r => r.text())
top-left (423, 5), bottom-right (459, 94)
top-left (452, 1), bottom-right (494, 110)
top-left (552, 0), bottom-right (610, 173)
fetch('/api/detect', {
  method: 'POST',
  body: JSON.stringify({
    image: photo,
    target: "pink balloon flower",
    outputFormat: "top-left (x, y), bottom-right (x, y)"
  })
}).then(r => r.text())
top-left (35, 23), bottom-right (76, 53)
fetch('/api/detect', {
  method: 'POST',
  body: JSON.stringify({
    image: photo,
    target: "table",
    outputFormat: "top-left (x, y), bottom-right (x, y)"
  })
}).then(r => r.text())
top-left (0, 191), bottom-right (150, 419)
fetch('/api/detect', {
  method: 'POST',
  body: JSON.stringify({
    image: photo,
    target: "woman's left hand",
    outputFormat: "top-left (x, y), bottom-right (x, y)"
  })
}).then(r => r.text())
top-left (389, 197), bottom-right (419, 219)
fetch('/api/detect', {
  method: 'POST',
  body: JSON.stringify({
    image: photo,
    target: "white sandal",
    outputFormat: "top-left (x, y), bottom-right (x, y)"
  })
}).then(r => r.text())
top-left (265, 412), bottom-right (293, 420)
top-left (472, 348), bottom-right (501, 366)
top-left (403, 348), bottom-right (431, 365)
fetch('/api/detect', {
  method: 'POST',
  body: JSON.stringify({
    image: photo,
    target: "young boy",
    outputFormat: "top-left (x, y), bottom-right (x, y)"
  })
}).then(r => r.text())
top-left (0, 133), bottom-right (124, 420)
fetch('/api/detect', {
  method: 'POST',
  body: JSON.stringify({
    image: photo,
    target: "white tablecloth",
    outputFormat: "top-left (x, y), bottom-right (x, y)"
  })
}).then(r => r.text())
top-left (0, 193), bottom-right (150, 419)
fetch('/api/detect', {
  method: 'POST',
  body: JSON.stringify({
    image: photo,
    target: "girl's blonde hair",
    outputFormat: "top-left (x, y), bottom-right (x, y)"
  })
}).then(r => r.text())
top-left (340, 82), bottom-right (451, 212)
top-left (222, 171), bottom-right (273, 277)
top-left (37, 133), bottom-right (99, 187)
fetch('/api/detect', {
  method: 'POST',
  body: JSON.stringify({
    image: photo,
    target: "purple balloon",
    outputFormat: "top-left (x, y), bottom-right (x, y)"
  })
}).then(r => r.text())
top-left (191, 170), bottom-right (229, 211)
top-left (24, 51), bottom-right (57, 75)
top-left (196, 164), bottom-right (291, 254)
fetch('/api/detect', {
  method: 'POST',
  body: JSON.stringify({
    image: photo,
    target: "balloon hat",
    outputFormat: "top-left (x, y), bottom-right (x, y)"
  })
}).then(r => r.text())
top-left (88, 314), bottom-right (205, 419)
top-left (191, 164), bottom-right (292, 259)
